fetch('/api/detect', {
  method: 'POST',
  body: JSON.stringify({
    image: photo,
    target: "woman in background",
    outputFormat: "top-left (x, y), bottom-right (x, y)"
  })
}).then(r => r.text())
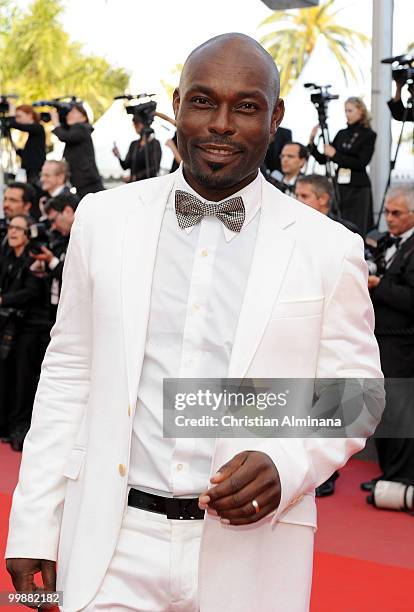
top-left (308, 97), bottom-right (376, 236)
top-left (8, 103), bottom-right (46, 186)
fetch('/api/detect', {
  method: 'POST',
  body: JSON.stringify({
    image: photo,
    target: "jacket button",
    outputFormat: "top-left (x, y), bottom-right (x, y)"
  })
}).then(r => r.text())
top-left (118, 464), bottom-right (126, 477)
top-left (128, 405), bottom-right (131, 417)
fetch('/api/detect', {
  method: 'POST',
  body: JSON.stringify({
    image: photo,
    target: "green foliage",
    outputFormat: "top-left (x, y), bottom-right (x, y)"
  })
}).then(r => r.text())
top-left (259, 0), bottom-right (370, 97)
top-left (0, 0), bottom-right (129, 119)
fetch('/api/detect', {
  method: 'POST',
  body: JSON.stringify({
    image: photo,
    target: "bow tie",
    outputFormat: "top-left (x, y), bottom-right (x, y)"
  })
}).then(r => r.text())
top-left (175, 190), bottom-right (245, 233)
top-left (389, 236), bottom-right (402, 249)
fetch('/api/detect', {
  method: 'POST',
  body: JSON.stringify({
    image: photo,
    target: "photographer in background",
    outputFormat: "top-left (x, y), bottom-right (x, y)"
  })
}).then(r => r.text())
top-left (51, 103), bottom-right (104, 198)
top-left (2, 182), bottom-right (35, 220)
top-left (278, 142), bottom-right (308, 195)
top-left (262, 126), bottom-right (292, 178)
top-left (388, 79), bottom-right (414, 122)
top-left (0, 214), bottom-right (50, 451)
top-left (30, 193), bottom-right (77, 321)
top-left (308, 97), bottom-right (376, 236)
top-left (113, 114), bottom-right (161, 181)
top-left (295, 174), bottom-right (360, 235)
top-left (362, 184), bottom-right (414, 496)
top-left (1, 183), bottom-right (36, 256)
top-left (7, 103), bottom-right (46, 186)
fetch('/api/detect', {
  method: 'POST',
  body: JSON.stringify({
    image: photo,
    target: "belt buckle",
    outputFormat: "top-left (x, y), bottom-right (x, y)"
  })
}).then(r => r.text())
top-left (166, 497), bottom-right (197, 520)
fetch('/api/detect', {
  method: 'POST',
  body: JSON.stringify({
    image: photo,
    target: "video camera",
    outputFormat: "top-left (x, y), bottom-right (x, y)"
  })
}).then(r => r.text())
top-left (365, 229), bottom-right (395, 277)
top-left (382, 54), bottom-right (414, 88)
top-left (32, 96), bottom-right (83, 126)
top-left (115, 93), bottom-right (157, 131)
top-left (0, 94), bottom-right (18, 116)
top-left (304, 83), bottom-right (339, 108)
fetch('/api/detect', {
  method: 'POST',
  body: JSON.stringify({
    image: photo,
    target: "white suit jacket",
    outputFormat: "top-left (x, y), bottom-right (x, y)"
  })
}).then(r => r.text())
top-left (6, 172), bottom-right (383, 611)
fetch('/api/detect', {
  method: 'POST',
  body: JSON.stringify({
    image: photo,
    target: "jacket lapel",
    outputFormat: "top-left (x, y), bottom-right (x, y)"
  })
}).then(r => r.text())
top-left (388, 233), bottom-right (414, 273)
top-left (228, 177), bottom-right (297, 378)
top-left (121, 174), bottom-right (175, 405)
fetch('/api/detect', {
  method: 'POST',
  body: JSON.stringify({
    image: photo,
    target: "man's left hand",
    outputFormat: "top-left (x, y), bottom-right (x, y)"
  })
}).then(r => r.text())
top-left (198, 451), bottom-right (281, 525)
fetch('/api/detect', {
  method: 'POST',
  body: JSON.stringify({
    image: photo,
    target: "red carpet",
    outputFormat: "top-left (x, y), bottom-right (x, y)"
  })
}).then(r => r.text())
top-left (1, 445), bottom-right (413, 611)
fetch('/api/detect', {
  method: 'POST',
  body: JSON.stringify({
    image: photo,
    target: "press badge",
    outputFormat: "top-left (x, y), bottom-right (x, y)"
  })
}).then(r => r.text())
top-left (337, 168), bottom-right (351, 184)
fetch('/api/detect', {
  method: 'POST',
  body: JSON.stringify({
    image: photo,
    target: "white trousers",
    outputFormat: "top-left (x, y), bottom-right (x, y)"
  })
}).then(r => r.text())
top-left (82, 505), bottom-right (203, 611)
top-left (81, 506), bottom-right (314, 612)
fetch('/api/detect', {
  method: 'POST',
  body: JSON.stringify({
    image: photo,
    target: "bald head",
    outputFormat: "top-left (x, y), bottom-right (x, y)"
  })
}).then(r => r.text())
top-left (180, 33), bottom-right (280, 105)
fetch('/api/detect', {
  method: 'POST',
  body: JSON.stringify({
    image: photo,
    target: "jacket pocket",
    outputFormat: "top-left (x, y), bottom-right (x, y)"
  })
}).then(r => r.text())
top-left (62, 448), bottom-right (86, 480)
top-left (271, 297), bottom-right (324, 319)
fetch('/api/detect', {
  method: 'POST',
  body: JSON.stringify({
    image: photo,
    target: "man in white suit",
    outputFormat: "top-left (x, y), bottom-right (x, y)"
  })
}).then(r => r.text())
top-left (6, 34), bottom-right (382, 611)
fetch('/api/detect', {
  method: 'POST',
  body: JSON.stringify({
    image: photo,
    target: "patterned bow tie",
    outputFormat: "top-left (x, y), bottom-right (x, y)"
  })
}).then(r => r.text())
top-left (175, 190), bottom-right (245, 233)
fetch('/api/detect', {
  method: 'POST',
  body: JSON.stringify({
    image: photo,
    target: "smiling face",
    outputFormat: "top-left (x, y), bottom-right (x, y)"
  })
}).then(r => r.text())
top-left (173, 35), bottom-right (284, 201)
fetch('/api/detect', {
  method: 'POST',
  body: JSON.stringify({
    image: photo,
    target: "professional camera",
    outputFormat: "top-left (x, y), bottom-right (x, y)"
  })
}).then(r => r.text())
top-left (115, 93), bottom-right (157, 130)
top-left (368, 480), bottom-right (414, 513)
top-left (126, 101), bottom-right (157, 128)
top-left (304, 83), bottom-right (339, 108)
top-left (32, 96), bottom-right (83, 126)
top-left (382, 54), bottom-right (414, 88)
top-left (364, 229), bottom-right (395, 276)
top-left (28, 222), bottom-right (50, 254)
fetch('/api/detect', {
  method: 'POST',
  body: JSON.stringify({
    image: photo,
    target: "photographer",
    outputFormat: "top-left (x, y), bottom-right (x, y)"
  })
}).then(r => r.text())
top-left (387, 76), bottom-right (414, 122)
top-left (30, 193), bottom-right (77, 320)
top-left (113, 114), bottom-right (161, 181)
top-left (362, 184), bottom-right (414, 495)
top-left (0, 214), bottom-right (50, 451)
top-left (7, 103), bottom-right (46, 185)
top-left (308, 97), bottom-right (376, 236)
top-left (51, 103), bottom-right (104, 198)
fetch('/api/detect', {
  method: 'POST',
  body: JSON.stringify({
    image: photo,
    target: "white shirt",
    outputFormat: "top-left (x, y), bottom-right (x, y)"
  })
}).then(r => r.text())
top-left (385, 226), bottom-right (414, 268)
top-left (128, 168), bottom-right (262, 496)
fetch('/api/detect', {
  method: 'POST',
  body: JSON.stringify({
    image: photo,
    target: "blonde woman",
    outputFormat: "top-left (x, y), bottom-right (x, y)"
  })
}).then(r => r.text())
top-left (309, 96), bottom-right (376, 235)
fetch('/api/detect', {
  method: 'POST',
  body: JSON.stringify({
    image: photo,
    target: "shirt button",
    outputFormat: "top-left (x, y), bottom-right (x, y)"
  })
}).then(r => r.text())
top-left (201, 249), bottom-right (208, 257)
top-left (118, 464), bottom-right (126, 477)
top-left (193, 303), bottom-right (200, 310)
top-left (176, 463), bottom-right (184, 471)
top-left (128, 405), bottom-right (131, 417)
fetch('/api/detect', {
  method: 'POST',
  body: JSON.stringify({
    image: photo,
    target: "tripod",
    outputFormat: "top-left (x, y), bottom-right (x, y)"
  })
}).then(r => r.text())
top-left (0, 115), bottom-right (17, 199)
top-left (313, 103), bottom-right (341, 216)
top-left (375, 88), bottom-right (413, 228)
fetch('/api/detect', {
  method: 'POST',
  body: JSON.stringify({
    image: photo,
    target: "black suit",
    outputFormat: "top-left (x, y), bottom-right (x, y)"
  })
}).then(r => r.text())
top-left (0, 248), bottom-right (50, 442)
top-left (263, 127), bottom-right (292, 174)
top-left (370, 232), bottom-right (414, 484)
top-left (8, 118), bottom-right (46, 184)
top-left (53, 123), bottom-right (104, 198)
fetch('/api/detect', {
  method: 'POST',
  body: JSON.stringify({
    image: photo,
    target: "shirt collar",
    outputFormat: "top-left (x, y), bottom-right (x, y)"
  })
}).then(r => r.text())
top-left (391, 226), bottom-right (414, 245)
top-left (173, 165), bottom-right (262, 242)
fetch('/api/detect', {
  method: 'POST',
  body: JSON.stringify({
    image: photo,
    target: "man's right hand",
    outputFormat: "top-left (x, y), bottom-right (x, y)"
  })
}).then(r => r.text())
top-left (6, 558), bottom-right (56, 609)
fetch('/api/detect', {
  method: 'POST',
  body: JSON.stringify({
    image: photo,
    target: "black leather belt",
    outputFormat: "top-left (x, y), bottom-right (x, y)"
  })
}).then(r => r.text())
top-left (128, 488), bottom-right (205, 520)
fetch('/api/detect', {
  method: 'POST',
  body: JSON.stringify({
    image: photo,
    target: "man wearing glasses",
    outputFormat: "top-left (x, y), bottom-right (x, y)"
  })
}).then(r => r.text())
top-left (364, 183), bottom-right (414, 495)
